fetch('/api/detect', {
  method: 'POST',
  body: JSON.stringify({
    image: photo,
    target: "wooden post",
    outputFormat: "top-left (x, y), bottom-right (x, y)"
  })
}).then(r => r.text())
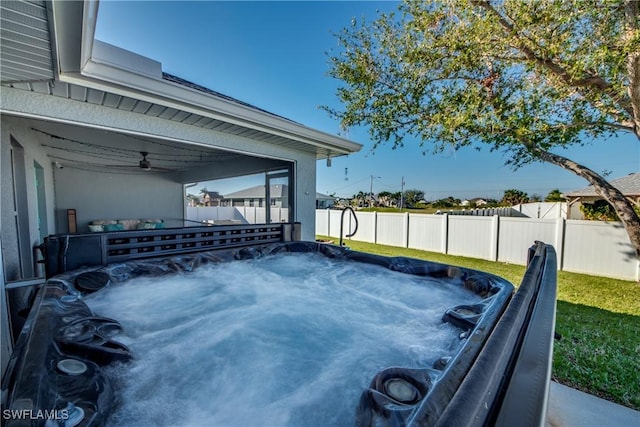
top-left (67, 209), bottom-right (77, 233)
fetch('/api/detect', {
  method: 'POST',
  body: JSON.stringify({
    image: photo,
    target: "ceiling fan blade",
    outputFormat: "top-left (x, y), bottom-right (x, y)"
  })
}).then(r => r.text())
top-left (99, 164), bottom-right (175, 172)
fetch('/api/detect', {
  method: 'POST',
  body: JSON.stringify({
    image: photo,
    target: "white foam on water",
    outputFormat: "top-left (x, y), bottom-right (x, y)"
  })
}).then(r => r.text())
top-left (83, 252), bottom-right (482, 426)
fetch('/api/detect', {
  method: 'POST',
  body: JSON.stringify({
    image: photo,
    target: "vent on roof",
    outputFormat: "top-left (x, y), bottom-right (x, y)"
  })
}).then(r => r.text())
top-left (90, 40), bottom-right (162, 80)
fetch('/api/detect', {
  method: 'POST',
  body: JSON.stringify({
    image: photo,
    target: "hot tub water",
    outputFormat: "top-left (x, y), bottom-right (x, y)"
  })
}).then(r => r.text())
top-left (84, 252), bottom-right (482, 426)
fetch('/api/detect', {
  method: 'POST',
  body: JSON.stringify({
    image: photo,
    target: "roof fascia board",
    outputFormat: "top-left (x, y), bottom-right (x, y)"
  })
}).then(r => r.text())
top-left (80, 0), bottom-right (99, 69)
top-left (51, 0), bottom-right (84, 74)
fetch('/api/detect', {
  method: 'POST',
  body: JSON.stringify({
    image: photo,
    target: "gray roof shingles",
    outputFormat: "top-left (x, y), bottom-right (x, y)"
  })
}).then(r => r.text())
top-left (162, 73), bottom-right (297, 123)
top-left (565, 172), bottom-right (640, 197)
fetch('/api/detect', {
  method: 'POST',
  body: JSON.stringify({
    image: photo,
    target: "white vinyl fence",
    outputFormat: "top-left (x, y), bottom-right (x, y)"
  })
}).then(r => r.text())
top-left (186, 206), bottom-right (289, 225)
top-left (511, 202), bottom-right (568, 219)
top-left (316, 209), bottom-right (639, 281)
top-left (442, 202), bottom-right (567, 219)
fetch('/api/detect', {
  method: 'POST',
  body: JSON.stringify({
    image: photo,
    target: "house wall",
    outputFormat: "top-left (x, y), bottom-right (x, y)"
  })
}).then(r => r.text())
top-left (53, 167), bottom-right (184, 232)
top-left (1, 115), bottom-right (58, 375)
top-left (1, 116), bottom-right (56, 277)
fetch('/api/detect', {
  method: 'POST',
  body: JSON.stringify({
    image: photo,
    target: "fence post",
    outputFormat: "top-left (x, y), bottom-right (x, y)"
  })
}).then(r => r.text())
top-left (326, 208), bottom-right (331, 237)
top-left (554, 217), bottom-right (565, 271)
top-left (490, 215), bottom-right (499, 261)
top-left (373, 211), bottom-right (378, 244)
top-left (403, 212), bottom-right (410, 248)
top-left (442, 213), bottom-right (449, 254)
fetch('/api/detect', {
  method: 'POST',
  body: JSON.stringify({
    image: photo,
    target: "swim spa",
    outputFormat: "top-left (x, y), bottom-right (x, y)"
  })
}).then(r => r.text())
top-left (2, 225), bottom-right (557, 426)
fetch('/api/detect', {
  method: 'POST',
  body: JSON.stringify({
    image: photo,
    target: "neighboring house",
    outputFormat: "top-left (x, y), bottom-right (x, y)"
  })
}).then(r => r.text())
top-left (223, 184), bottom-right (290, 208)
top-left (564, 173), bottom-right (640, 219)
top-left (350, 193), bottom-right (377, 208)
top-left (316, 192), bottom-right (335, 209)
top-left (201, 191), bottom-right (225, 207)
top-left (222, 185), bottom-right (334, 209)
top-left (0, 0), bottom-right (361, 375)
top-left (377, 194), bottom-right (397, 208)
top-left (461, 198), bottom-right (488, 207)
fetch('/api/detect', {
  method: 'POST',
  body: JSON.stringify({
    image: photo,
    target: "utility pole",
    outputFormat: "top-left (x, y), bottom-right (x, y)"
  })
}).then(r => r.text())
top-left (400, 177), bottom-right (405, 211)
top-left (369, 175), bottom-right (380, 207)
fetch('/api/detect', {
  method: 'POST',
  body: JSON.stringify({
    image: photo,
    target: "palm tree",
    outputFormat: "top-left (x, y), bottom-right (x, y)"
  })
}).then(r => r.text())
top-left (545, 189), bottom-right (566, 202)
top-left (502, 189), bottom-right (529, 206)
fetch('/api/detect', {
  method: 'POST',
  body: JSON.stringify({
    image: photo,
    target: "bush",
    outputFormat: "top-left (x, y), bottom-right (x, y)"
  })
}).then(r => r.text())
top-left (581, 200), bottom-right (640, 221)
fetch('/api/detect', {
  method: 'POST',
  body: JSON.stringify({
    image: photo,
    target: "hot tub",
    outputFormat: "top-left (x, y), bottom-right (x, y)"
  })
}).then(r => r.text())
top-left (1, 226), bottom-right (557, 426)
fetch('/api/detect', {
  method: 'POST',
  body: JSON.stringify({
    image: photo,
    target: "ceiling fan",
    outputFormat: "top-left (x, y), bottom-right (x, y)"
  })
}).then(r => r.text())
top-left (139, 151), bottom-right (152, 170)
top-left (100, 151), bottom-right (175, 172)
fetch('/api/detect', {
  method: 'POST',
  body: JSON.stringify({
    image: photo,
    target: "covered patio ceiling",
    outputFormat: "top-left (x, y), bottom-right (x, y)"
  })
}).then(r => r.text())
top-left (21, 115), bottom-right (250, 177)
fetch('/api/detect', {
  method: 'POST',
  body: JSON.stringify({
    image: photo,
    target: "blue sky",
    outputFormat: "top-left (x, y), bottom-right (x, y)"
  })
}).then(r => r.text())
top-left (95, 1), bottom-right (639, 200)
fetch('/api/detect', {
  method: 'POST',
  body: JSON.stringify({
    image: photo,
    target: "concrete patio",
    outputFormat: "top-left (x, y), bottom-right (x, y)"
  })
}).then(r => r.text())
top-left (546, 381), bottom-right (639, 427)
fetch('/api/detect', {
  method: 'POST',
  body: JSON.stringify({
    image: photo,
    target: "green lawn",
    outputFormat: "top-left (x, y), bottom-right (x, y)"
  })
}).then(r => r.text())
top-left (316, 236), bottom-right (640, 410)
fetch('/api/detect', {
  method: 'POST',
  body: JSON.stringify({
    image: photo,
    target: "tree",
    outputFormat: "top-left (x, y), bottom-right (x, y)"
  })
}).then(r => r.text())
top-left (325, 0), bottom-right (640, 258)
top-left (502, 189), bottom-right (529, 206)
top-left (351, 191), bottom-right (367, 207)
top-left (580, 200), bottom-right (619, 221)
top-left (545, 189), bottom-right (566, 202)
top-left (377, 190), bottom-right (395, 207)
top-left (403, 189), bottom-right (425, 207)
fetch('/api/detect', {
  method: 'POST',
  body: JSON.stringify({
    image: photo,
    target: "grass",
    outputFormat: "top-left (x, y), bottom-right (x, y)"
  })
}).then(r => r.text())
top-left (316, 236), bottom-right (640, 410)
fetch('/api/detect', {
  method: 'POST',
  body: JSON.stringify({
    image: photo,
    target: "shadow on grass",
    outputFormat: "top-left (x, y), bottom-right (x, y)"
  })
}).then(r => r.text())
top-left (553, 300), bottom-right (640, 410)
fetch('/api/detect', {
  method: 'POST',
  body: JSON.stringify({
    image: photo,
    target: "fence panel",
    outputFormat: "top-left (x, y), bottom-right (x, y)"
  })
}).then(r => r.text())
top-left (563, 220), bottom-right (638, 281)
top-left (376, 213), bottom-right (406, 247)
top-left (447, 216), bottom-right (495, 260)
top-left (185, 206), bottom-right (207, 222)
top-left (350, 212), bottom-right (376, 243)
top-left (498, 218), bottom-right (559, 265)
top-left (513, 202), bottom-right (567, 219)
top-left (269, 208), bottom-right (288, 223)
top-left (316, 209), bottom-right (329, 236)
top-left (254, 208), bottom-right (266, 224)
top-left (328, 209), bottom-right (344, 238)
top-left (186, 206), bottom-right (244, 223)
top-left (314, 210), bottom-right (638, 280)
top-left (408, 214), bottom-right (446, 253)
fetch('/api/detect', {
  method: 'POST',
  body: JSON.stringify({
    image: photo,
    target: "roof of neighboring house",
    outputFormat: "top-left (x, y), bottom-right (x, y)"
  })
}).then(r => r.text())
top-left (565, 173), bottom-right (640, 197)
top-left (316, 192), bottom-right (334, 200)
top-left (223, 186), bottom-right (333, 200)
top-left (224, 185), bottom-right (288, 199)
top-left (202, 191), bottom-right (224, 199)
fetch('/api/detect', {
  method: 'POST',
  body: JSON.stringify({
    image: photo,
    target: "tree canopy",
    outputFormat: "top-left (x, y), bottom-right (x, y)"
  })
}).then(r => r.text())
top-left (326, 0), bottom-right (640, 257)
top-left (403, 189), bottom-right (425, 207)
top-left (502, 189), bottom-right (529, 206)
top-left (545, 188), bottom-right (566, 202)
